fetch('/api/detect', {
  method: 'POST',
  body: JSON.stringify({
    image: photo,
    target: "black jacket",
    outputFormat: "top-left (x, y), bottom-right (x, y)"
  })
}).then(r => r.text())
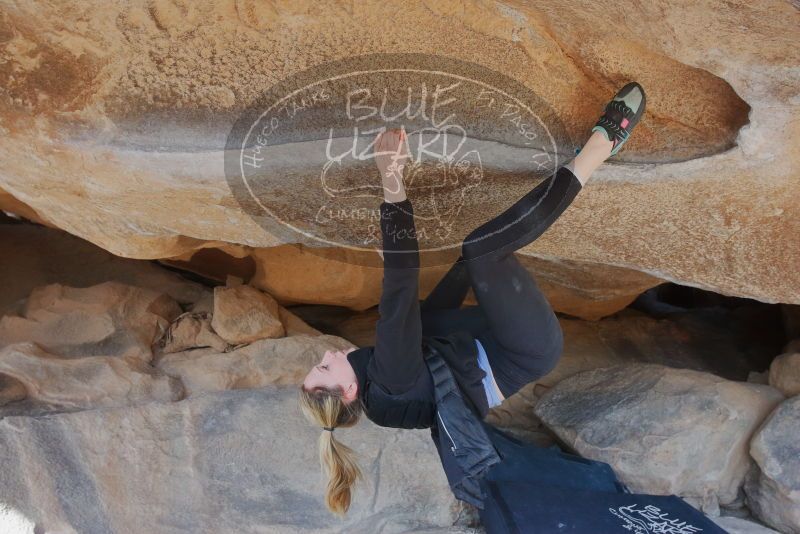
top-left (346, 199), bottom-right (490, 429)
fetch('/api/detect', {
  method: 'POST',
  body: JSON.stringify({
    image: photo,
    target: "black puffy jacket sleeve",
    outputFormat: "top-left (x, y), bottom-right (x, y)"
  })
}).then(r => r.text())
top-left (368, 198), bottom-right (424, 394)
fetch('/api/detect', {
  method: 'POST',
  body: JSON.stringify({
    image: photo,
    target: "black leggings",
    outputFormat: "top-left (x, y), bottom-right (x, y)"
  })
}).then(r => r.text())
top-left (420, 166), bottom-right (582, 398)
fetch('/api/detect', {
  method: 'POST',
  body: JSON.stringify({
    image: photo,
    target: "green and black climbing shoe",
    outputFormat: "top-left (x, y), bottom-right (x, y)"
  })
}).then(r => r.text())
top-left (592, 82), bottom-right (646, 156)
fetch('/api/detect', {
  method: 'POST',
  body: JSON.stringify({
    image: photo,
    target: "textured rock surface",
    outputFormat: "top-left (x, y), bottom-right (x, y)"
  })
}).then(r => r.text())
top-left (165, 243), bottom-right (662, 320)
top-left (0, 282), bottom-right (182, 362)
top-left (534, 308), bottom-right (774, 384)
top-left (0, 272), bottom-right (357, 409)
top-left (0, 223), bottom-right (209, 317)
top-left (0, 0), bottom-right (797, 306)
top-left (0, 227), bottom-right (483, 532)
top-left (157, 334), bottom-right (354, 396)
top-left (211, 284), bottom-right (285, 344)
top-left (0, 387), bottom-right (469, 534)
top-left (768, 352), bottom-right (800, 397)
top-left (0, 373), bottom-right (25, 406)
top-left (534, 364), bottom-right (784, 509)
top-left (0, 341), bottom-right (183, 411)
top-left (745, 396), bottom-right (800, 534)
top-left (176, 244), bottom-right (473, 312)
top-left (155, 310), bottom-right (230, 354)
top-left (194, 288), bottom-right (325, 337)
top-left (485, 307), bottom-right (781, 443)
top-left (713, 516), bottom-right (780, 534)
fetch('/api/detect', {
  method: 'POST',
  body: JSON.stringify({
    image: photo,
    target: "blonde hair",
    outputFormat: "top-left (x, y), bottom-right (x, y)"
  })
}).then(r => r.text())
top-left (298, 384), bottom-right (364, 516)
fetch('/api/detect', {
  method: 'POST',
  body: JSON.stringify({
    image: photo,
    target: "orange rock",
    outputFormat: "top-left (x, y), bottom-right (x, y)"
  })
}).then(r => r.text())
top-left (211, 284), bottom-right (285, 344)
top-left (0, 0), bottom-right (797, 306)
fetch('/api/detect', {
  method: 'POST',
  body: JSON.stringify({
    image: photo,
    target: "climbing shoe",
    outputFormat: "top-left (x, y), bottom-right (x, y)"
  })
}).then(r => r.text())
top-left (591, 82), bottom-right (646, 156)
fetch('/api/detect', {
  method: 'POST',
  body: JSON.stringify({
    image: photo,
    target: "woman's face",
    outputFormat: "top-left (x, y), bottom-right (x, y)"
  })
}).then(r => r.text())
top-left (303, 348), bottom-right (359, 403)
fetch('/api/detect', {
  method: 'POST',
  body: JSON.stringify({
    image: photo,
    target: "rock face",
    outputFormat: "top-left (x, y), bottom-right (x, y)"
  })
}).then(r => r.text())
top-left (713, 516), bottom-right (780, 534)
top-left (0, 342), bottom-right (183, 410)
top-left (484, 306), bottom-right (780, 443)
top-left (0, 387), bottom-right (466, 533)
top-left (0, 223), bottom-right (209, 317)
top-left (0, 0), bottom-right (798, 308)
top-left (0, 273), bottom-right (358, 415)
top-left (768, 352), bottom-right (800, 397)
top-left (745, 396), bottom-right (800, 534)
top-left (534, 364), bottom-right (784, 510)
top-left (155, 310), bottom-right (229, 354)
top-left (0, 373), bottom-right (25, 406)
top-left (0, 282), bottom-right (182, 361)
top-left (211, 284), bottom-right (285, 344)
top-left (157, 334), bottom-right (355, 396)
top-left (165, 243), bottom-right (662, 320)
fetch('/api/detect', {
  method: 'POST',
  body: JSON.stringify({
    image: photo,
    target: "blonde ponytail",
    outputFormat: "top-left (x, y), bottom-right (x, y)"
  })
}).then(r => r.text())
top-left (298, 385), bottom-right (364, 516)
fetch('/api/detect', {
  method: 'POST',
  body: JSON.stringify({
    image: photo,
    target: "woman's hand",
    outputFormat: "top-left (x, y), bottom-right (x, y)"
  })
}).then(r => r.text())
top-left (375, 128), bottom-right (410, 203)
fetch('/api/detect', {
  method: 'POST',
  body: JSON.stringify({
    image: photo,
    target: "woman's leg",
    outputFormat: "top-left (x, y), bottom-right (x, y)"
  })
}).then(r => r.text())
top-left (460, 165), bottom-right (582, 263)
top-left (459, 168), bottom-right (583, 397)
top-left (420, 166), bottom-right (582, 397)
top-left (466, 253), bottom-right (562, 398)
top-left (420, 123), bottom-right (618, 313)
top-left (461, 82), bottom-right (646, 395)
top-left (420, 255), bottom-right (471, 313)
top-left (420, 160), bottom-right (583, 316)
top-left (421, 82), bottom-right (646, 397)
top-left (421, 164), bottom-right (582, 338)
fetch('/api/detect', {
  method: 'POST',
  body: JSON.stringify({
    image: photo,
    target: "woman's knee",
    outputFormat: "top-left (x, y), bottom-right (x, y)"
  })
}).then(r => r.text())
top-left (515, 311), bottom-right (563, 361)
top-left (517, 320), bottom-right (563, 379)
top-left (539, 325), bottom-right (564, 376)
top-left (492, 341), bottom-right (563, 398)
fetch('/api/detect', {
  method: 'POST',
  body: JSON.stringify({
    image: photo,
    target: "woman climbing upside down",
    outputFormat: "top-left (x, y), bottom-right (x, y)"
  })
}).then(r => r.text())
top-left (299, 82), bottom-right (647, 516)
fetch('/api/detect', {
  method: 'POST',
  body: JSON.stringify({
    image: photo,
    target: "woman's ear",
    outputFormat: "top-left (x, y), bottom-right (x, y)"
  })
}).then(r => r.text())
top-left (343, 382), bottom-right (358, 402)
